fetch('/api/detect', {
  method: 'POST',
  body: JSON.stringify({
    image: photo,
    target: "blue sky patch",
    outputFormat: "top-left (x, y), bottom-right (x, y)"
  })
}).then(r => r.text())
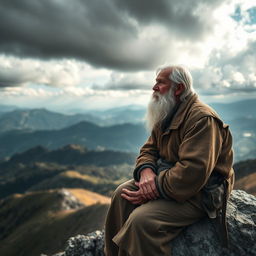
top-left (231, 6), bottom-right (242, 22)
top-left (246, 7), bottom-right (256, 24)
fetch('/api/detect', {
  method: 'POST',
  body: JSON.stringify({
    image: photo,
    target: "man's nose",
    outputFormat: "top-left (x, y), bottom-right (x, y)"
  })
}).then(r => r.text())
top-left (153, 84), bottom-right (159, 91)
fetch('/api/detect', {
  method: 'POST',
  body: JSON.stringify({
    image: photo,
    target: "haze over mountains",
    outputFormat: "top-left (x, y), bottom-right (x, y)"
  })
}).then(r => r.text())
top-left (0, 98), bottom-right (256, 162)
top-left (0, 121), bottom-right (146, 160)
top-left (209, 99), bottom-right (256, 121)
top-left (1, 98), bottom-right (256, 129)
top-left (0, 105), bottom-right (146, 133)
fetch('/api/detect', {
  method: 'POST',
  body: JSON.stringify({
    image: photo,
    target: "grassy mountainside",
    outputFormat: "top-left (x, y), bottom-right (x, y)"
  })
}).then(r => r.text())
top-left (0, 189), bottom-right (110, 256)
top-left (27, 170), bottom-right (122, 196)
top-left (234, 172), bottom-right (256, 196)
top-left (0, 161), bottom-right (132, 199)
top-left (0, 144), bottom-right (129, 256)
top-left (0, 146), bottom-right (254, 256)
top-left (234, 159), bottom-right (256, 196)
top-left (0, 144), bottom-right (134, 199)
top-left (5, 144), bottom-right (136, 166)
top-left (68, 188), bottom-right (110, 205)
top-left (233, 159), bottom-right (256, 180)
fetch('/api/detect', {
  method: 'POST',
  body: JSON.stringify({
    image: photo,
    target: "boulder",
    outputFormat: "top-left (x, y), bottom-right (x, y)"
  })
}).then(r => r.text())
top-left (55, 190), bottom-right (256, 256)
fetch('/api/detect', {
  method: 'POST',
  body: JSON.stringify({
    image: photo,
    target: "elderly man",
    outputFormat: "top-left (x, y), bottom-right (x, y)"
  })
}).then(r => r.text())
top-left (104, 65), bottom-right (235, 256)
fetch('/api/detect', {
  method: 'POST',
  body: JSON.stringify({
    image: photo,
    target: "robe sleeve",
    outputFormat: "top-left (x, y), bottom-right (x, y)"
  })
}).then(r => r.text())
top-left (133, 129), bottom-right (159, 181)
top-left (156, 116), bottom-right (223, 202)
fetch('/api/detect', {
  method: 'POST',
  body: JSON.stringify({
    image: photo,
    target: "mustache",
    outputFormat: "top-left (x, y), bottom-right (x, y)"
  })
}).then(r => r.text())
top-left (152, 91), bottom-right (162, 99)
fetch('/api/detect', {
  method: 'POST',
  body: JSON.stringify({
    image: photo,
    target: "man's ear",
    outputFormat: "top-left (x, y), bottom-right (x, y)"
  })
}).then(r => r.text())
top-left (174, 83), bottom-right (185, 96)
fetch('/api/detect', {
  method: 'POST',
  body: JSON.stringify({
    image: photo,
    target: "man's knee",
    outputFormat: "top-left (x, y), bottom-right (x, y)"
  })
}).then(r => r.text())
top-left (127, 206), bottom-right (158, 232)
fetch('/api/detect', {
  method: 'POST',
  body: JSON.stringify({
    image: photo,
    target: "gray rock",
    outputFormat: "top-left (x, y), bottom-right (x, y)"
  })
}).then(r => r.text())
top-left (61, 190), bottom-right (256, 256)
top-left (171, 190), bottom-right (256, 256)
top-left (42, 254), bottom-right (64, 256)
top-left (64, 231), bottom-right (105, 256)
top-left (51, 189), bottom-right (84, 212)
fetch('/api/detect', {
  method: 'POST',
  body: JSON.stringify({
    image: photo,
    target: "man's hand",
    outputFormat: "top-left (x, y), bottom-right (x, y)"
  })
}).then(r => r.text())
top-left (121, 168), bottom-right (159, 204)
top-left (121, 188), bottom-right (149, 205)
top-left (138, 168), bottom-right (159, 200)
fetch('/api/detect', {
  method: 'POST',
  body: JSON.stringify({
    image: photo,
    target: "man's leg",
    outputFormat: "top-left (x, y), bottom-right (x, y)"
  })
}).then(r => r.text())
top-left (104, 179), bottom-right (139, 256)
top-left (112, 196), bottom-right (207, 256)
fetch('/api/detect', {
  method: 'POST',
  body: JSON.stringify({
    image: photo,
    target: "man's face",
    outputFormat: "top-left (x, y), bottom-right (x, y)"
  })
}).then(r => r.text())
top-left (152, 68), bottom-right (172, 98)
top-left (146, 68), bottom-right (177, 131)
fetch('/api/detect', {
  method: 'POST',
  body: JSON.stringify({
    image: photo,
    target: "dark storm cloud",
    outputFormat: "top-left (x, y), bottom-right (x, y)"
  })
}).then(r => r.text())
top-left (0, 0), bottom-right (222, 71)
top-left (0, 0), bottom-right (146, 71)
top-left (113, 0), bottom-right (223, 38)
top-left (0, 68), bottom-right (32, 87)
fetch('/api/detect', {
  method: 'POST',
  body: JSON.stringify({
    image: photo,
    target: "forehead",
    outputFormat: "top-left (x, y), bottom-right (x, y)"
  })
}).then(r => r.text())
top-left (156, 68), bottom-right (172, 80)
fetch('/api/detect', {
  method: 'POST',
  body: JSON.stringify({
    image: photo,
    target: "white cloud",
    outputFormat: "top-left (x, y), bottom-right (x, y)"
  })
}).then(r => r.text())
top-left (0, 0), bottom-right (255, 110)
top-left (0, 55), bottom-right (113, 89)
top-left (0, 85), bottom-right (152, 111)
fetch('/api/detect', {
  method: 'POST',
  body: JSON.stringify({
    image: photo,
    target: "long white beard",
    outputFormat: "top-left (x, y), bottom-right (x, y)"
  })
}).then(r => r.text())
top-left (145, 88), bottom-right (176, 132)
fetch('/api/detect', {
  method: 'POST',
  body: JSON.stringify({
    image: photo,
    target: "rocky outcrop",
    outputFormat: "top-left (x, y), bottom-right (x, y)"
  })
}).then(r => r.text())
top-left (53, 189), bottom-right (84, 211)
top-left (52, 190), bottom-right (256, 256)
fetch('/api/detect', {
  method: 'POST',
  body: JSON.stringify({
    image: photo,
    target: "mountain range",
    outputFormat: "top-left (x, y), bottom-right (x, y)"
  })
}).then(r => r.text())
top-left (209, 99), bottom-right (256, 121)
top-left (0, 142), bottom-right (255, 256)
top-left (0, 105), bottom-right (146, 133)
top-left (0, 121), bottom-right (147, 160)
top-left (1, 98), bottom-right (255, 256)
top-left (0, 144), bottom-right (134, 199)
top-left (0, 116), bottom-right (255, 162)
top-left (1, 98), bottom-right (255, 132)
top-left (3, 143), bottom-right (136, 166)
top-left (0, 99), bottom-right (256, 162)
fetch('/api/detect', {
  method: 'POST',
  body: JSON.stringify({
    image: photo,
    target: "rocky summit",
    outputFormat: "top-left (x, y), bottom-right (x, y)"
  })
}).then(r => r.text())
top-left (50, 190), bottom-right (256, 256)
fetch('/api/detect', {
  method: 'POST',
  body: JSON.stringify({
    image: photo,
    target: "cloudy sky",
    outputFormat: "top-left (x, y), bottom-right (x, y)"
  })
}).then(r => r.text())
top-left (0, 0), bottom-right (255, 112)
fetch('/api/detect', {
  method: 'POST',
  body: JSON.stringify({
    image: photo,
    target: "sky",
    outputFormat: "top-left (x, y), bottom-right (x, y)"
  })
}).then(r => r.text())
top-left (0, 0), bottom-right (255, 112)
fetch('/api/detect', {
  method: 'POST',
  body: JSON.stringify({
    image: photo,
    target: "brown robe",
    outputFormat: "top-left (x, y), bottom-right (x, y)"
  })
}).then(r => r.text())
top-left (104, 93), bottom-right (234, 256)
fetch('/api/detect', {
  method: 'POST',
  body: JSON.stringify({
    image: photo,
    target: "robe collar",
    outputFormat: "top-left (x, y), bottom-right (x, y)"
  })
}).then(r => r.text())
top-left (168, 93), bottom-right (198, 130)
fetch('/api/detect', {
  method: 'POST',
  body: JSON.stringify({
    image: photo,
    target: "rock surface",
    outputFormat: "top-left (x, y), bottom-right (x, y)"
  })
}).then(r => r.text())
top-left (57, 189), bottom-right (85, 210)
top-left (53, 190), bottom-right (256, 256)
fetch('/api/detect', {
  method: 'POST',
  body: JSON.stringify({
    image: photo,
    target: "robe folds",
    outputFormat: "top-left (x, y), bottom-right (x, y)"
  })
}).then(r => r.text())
top-left (104, 93), bottom-right (234, 256)
top-left (134, 93), bottom-right (234, 202)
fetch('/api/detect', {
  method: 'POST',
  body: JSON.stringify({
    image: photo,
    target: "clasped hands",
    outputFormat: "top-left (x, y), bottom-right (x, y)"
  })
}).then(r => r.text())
top-left (121, 168), bottom-right (159, 205)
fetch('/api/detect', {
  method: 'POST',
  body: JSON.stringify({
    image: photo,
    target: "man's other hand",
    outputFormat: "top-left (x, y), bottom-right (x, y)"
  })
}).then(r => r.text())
top-left (138, 168), bottom-right (159, 200)
top-left (121, 188), bottom-right (148, 205)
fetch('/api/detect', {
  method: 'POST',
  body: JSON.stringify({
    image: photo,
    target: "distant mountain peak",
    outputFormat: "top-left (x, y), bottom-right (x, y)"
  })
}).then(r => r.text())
top-left (25, 145), bottom-right (49, 156)
top-left (59, 144), bottom-right (88, 153)
top-left (10, 145), bottom-right (49, 162)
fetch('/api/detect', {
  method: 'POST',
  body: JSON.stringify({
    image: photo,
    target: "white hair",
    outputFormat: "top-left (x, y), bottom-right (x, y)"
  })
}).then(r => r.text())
top-left (156, 65), bottom-right (194, 101)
